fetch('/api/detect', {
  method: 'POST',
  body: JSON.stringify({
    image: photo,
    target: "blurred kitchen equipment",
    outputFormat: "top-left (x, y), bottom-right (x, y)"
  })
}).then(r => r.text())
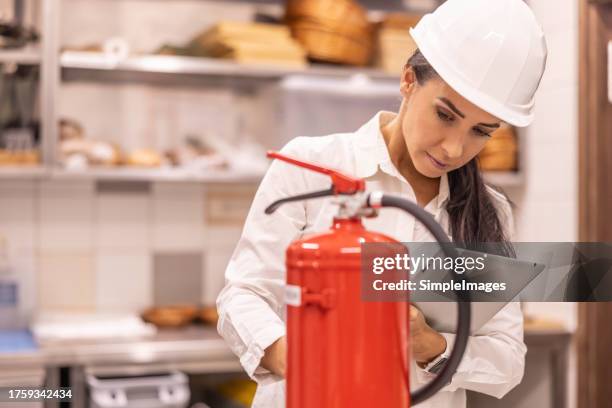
top-left (58, 117), bottom-right (125, 168)
top-left (478, 124), bottom-right (519, 171)
top-left (62, 37), bottom-right (132, 61)
top-left (0, 274), bottom-right (19, 330)
top-left (59, 117), bottom-right (84, 141)
top-left (87, 371), bottom-right (190, 408)
top-left (0, 0), bottom-right (39, 49)
top-left (31, 312), bottom-right (157, 343)
top-left (103, 37), bottom-right (130, 61)
top-left (0, 63), bottom-right (40, 165)
top-left (0, 236), bottom-right (22, 330)
top-left (285, 0), bottom-right (373, 65)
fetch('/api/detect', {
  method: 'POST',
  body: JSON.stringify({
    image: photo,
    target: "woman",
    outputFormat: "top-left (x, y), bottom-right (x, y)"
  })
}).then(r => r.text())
top-left (217, 0), bottom-right (547, 406)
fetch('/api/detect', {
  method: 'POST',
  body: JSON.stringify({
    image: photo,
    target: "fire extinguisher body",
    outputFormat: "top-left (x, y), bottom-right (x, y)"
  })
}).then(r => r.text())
top-left (285, 217), bottom-right (410, 408)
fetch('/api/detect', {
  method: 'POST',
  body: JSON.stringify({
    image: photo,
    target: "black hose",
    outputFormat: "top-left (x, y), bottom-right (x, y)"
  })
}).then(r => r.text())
top-left (373, 194), bottom-right (471, 406)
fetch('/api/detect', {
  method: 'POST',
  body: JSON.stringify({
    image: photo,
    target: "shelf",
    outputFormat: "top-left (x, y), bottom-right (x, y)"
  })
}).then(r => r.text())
top-left (0, 165), bottom-right (524, 187)
top-left (50, 167), bottom-right (264, 184)
top-left (0, 166), bottom-right (48, 179)
top-left (60, 52), bottom-right (399, 81)
top-left (0, 46), bottom-right (41, 65)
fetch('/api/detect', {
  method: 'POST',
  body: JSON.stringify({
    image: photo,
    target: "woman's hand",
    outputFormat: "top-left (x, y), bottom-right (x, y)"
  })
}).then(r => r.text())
top-left (260, 307), bottom-right (445, 377)
top-left (261, 336), bottom-right (287, 377)
top-left (410, 304), bottom-right (447, 366)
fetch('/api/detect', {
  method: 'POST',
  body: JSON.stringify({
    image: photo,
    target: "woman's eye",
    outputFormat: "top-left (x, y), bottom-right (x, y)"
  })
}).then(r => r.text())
top-left (436, 110), bottom-right (453, 122)
top-left (473, 127), bottom-right (492, 137)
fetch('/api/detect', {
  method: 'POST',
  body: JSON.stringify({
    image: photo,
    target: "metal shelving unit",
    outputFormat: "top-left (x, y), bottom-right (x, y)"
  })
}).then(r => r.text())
top-left (0, 165), bottom-right (522, 187)
top-left (0, 0), bottom-right (523, 186)
top-left (50, 167), bottom-right (264, 184)
top-left (0, 45), bottom-right (41, 65)
top-left (60, 51), bottom-right (399, 81)
top-left (0, 166), bottom-right (48, 179)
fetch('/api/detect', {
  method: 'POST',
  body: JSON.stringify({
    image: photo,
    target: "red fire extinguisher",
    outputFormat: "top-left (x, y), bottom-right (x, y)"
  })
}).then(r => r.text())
top-left (265, 151), bottom-right (471, 407)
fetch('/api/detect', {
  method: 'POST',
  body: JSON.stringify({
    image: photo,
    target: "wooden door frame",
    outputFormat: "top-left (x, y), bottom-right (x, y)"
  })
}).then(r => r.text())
top-left (578, 1), bottom-right (612, 408)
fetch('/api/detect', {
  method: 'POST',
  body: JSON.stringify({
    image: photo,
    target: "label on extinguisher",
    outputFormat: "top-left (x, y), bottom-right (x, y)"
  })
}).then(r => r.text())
top-left (284, 284), bottom-right (302, 307)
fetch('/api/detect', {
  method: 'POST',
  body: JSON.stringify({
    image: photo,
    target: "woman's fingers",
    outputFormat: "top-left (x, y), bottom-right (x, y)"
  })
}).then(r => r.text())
top-left (410, 304), bottom-right (420, 321)
top-left (261, 336), bottom-right (287, 378)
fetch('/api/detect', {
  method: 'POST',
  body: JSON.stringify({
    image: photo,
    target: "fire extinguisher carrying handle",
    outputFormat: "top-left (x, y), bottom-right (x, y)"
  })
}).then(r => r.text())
top-left (266, 150), bottom-right (366, 194)
top-left (264, 150), bottom-right (368, 214)
top-left (265, 187), bottom-right (335, 215)
top-left (368, 193), bottom-right (471, 406)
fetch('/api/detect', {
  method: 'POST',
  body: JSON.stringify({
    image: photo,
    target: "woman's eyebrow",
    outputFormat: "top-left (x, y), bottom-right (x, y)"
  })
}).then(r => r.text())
top-left (437, 97), bottom-right (465, 118)
top-left (438, 97), bottom-right (501, 128)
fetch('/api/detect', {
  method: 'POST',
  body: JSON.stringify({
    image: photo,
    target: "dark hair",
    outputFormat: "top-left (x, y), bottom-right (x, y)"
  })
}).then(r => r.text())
top-left (406, 49), bottom-right (515, 257)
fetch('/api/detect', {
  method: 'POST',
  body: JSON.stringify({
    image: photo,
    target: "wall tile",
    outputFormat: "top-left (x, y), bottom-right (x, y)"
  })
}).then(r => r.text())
top-left (515, 201), bottom-right (577, 241)
top-left (96, 190), bottom-right (151, 250)
top-left (202, 226), bottom-right (242, 248)
top-left (38, 251), bottom-right (95, 312)
top-left (530, 86), bottom-right (578, 146)
top-left (538, 29), bottom-right (579, 92)
top-left (152, 183), bottom-right (204, 251)
top-left (524, 141), bottom-right (577, 202)
top-left (39, 181), bottom-right (95, 251)
top-left (0, 181), bottom-right (36, 249)
top-left (203, 184), bottom-right (256, 227)
top-left (202, 248), bottom-right (234, 306)
top-left (95, 250), bottom-right (151, 313)
top-left (152, 252), bottom-right (203, 306)
top-left (528, 0), bottom-right (578, 34)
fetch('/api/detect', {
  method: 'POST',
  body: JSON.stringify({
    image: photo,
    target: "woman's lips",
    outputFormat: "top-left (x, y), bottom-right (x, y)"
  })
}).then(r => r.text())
top-left (426, 152), bottom-right (448, 169)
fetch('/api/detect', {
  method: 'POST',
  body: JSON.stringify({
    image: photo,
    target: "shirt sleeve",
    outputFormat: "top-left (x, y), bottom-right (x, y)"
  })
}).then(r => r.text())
top-left (216, 138), bottom-right (309, 385)
top-left (414, 192), bottom-right (526, 399)
top-left (414, 302), bottom-right (526, 398)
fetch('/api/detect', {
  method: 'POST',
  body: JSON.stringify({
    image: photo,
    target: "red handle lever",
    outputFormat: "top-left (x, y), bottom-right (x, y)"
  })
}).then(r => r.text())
top-left (267, 150), bottom-right (365, 194)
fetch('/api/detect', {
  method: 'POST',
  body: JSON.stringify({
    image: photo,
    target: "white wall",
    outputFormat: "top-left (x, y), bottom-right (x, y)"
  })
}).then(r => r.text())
top-left (505, 1), bottom-right (580, 407)
top-left (510, 0), bottom-right (579, 325)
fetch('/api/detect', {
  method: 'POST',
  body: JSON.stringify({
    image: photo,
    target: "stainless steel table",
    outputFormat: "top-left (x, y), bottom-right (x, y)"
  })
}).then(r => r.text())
top-left (0, 325), bottom-right (241, 408)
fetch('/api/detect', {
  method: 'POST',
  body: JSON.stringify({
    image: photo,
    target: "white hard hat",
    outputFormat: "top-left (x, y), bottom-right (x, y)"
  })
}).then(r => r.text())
top-left (410, 0), bottom-right (547, 127)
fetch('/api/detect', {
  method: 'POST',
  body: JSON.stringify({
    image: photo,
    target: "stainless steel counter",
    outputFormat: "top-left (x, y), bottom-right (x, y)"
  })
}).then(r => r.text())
top-left (0, 323), bottom-right (572, 407)
top-left (0, 324), bottom-right (571, 371)
top-left (0, 325), bottom-right (240, 374)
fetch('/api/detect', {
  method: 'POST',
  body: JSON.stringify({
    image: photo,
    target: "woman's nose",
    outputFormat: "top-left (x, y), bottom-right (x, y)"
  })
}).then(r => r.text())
top-left (440, 134), bottom-right (465, 161)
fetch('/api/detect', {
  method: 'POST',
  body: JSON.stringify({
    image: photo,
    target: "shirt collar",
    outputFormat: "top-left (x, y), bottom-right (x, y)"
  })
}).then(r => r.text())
top-left (352, 111), bottom-right (450, 210)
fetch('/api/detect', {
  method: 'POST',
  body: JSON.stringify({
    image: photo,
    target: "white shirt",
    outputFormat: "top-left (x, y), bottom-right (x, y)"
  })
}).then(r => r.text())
top-left (217, 111), bottom-right (526, 408)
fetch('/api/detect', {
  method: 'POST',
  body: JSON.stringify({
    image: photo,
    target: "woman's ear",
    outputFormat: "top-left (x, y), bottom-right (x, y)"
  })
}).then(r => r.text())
top-left (400, 66), bottom-right (417, 98)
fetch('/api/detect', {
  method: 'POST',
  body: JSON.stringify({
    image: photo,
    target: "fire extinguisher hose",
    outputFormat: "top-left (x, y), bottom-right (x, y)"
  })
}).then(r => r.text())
top-left (371, 193), bottom-right (472, 406)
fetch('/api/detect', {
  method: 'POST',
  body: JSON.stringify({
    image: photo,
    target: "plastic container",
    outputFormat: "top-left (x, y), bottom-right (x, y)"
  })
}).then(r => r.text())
top-left (86, 371), bottom-right (190, 408)
top-left (0, 278), bottom-right (19, 330)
